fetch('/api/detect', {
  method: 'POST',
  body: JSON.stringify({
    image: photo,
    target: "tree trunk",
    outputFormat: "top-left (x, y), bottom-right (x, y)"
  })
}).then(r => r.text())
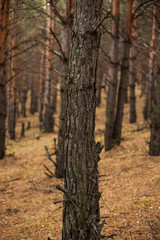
top-left (129, 0), bottom-right (137, 123)
top-left (0, 0), bottom-right (10, 159)
top-left (21, 69), bottom-right (28, 118)
top-left (62, 1), bottom-right (103, 239)
top-left (43, 2), bottom-right (55, 132)
top-left (104, 0), bottom-right (120, 151)
top-left (56, 0), bottom-right (74, 178)
top-left (143, 5), bottom-right (158, 120)
top-left (113, 0), bottom-right (134, 144)
top-left (30, 75), bottom-right (38, 115)
top-left (8, 0), bottom-right (19, 140)
top-left (96, 50), bottom-right (103, 107)
top-left (39, 46), bottom-right (45, 124)
top-left (149, 69), bottom-right (160, 156)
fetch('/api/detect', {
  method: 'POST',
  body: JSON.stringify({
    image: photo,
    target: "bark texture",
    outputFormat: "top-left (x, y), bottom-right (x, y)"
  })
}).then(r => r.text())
top-left (8, 0), bottom-right (19, 140)
top-left (56, 0), bottom-right (74, 178)
top-left (62, 1), bottom-right (103, 239)
top-left (149, 69), bottom-right (160, 156)
top-left (43, 2), bottom-right (54, 132)
top-left (0, 0), bottom-right (10, 159)
top-left (129, 0), bottom-right (137, 123)
top-left (105, 0), bottom-right (120, 151)
top-left (143, 4), bottom-right (158, 120)
top-left (113, 0), bottom-right (134, 144)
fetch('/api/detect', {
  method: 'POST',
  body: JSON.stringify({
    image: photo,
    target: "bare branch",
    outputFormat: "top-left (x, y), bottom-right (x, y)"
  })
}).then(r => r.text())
top-left (50, 28), bottom-right (67, 61)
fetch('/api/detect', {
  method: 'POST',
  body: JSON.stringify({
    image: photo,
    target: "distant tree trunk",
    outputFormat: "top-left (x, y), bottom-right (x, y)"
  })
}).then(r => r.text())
top-left (96, 50), bottom-right (103, 107)
top-left (8, 0), bottom-right (19, 140)
top-left (56, 0), bottom-right (74, 178)
top-left (21, 69), bottom-right (28, 118)
top-left (143, 5), bottom-right (158, 120)
top-left (129, 0), bottom-right (137, 123)
top-left (140, 61), bottom-right (147, 98)
top-left (0, 0), bottom-right (10, 159)
top-left (30, 75), bottom-right (38, 115)
top-left (39, 46), bottom-right (45, 124)
top-left (149, 68), bottom-right (160, 156)
top-left (43, 2), bottom-right (54, 132)
top-left (113, 0), bottom-right (134, 144)
top-left (104, 0), bottom-right (120, 151)
top-left (62, 1), bottom-right (103, 239)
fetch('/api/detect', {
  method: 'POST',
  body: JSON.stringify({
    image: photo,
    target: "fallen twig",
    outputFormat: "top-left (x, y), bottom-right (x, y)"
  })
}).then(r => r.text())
top-left (1, 177), bottom-right (21, 183)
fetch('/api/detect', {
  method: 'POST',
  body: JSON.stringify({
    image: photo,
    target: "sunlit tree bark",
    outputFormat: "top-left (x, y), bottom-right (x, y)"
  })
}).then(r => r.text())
top-left (143, 4), bottom-right (158, 120)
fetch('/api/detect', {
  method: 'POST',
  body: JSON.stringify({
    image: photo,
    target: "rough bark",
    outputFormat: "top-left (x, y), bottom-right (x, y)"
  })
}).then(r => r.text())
top-left (143, 4), bottom-right (158, 120)
top-left (62, 1), bottom-right (103, 239)
top-left (0, 0), bottom-right (10, 159)
top-left (8, 0), bottom-right (19, 140)
top-left (56, 0), bottom-right (74, 178)
top-left (43, 2), bottom-right (54, 132)
top-left (129, 0), bottom-right (137, 123)
top-left (149, 69), bottom-right (160, 156)
top-left (104, 0), bottom-right (120, 151)
top-left (113, 0), bottom-right (134, 144)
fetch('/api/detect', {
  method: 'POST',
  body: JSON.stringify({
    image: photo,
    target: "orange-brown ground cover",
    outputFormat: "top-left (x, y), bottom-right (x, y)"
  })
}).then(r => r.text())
top-left (0, 87), bottom-right (160, 240)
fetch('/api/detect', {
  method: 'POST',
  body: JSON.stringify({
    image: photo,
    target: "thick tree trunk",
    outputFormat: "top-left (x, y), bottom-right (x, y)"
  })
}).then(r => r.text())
top-left (149, 69), bottom-right (160, 156)
top-left (129, 1), bottom-right (137, 123)
top-left (8, 0), bottom-right (18, 140)
top-left (104, 0), bottom-right (120, 151)
top-left (56, 0), bottom-right (74, 178)
top-left (144, 5), bottom-right (157, 120)
top-left (0, 0), bottom-right (10, 159)
top-left (113, 0), bottom-right (134, 144)
top-left (62, 1), bottom-right (103, 239)
top-left (43, 2), bottom-right (54, 132)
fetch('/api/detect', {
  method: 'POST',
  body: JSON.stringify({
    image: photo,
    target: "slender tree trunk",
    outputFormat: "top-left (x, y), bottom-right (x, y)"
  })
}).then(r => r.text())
top-left (62, 1), bottom-right (103, 239)
top-left (96, 50), bottom-right (103, 107)
top-left (56, 0), bottom-right (74, 178)
top-left (21, 67), bottom-right (28, 118)
top-left (0, 0), bottom-right (10, 159)
top-left (143, 4), bottom-right (158, 120)
top-left (104, 0), bottom-right (120, 151)
top-left (129, 0), bottom-right (137, 123)
top-left (43, 2), bottom-right (55, 132)
top-left (30, 75), bottom-right (38, 115)
top-left (149, 68), bottom-right (160, 156)
top-left (39, 46), bottom-right (45, 124)
top-left (113, 0), bottom-right (134, 144)
top-left (8, 0), bottom-right (19, 140)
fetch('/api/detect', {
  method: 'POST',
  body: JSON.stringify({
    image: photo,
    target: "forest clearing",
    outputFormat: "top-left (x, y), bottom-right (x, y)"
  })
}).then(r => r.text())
top-left (0, 87), bottom-right (160, 240)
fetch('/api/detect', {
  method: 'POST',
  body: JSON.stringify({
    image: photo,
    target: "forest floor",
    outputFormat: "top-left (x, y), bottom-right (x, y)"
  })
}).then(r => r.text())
top-left (0, 87), bottom-right (160, 240)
